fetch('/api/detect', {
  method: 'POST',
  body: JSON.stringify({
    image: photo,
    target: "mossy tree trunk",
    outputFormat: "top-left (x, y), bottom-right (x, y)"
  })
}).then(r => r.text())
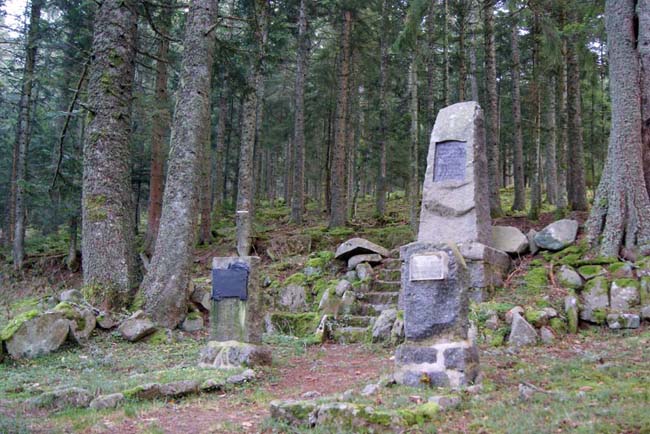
top-left (142, 0), bottom-right (218, 328)
top-left (82, 0), bottom-right (138, 309)
top-left (586, 0), bottom-right (650, 257)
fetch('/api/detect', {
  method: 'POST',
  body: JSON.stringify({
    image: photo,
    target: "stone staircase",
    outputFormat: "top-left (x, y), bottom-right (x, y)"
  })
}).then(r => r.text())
top-left (331, 258), bottom-right (402, 344)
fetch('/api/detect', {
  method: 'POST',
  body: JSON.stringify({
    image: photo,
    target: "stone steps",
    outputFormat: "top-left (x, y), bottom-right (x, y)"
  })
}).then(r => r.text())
top-left (333, 315), bottom-right (376, 328)
top-left (331, 326), bottom-right (369, 344)
top-left (371, 279), bottom-right (401, 292)
top-left (360, 291), bottom-right (399, 305)
top-left (377, 268), bottom-right (402, 281)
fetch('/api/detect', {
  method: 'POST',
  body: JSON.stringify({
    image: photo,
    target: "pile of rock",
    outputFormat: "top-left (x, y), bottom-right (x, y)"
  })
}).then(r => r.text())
top-left (492, 219), bottom-right (579, 256)
top-left (471, 303), bottom-right (565, 347)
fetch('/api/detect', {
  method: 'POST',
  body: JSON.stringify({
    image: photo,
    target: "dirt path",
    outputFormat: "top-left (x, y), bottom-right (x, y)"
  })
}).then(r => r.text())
top-left (98, 343), bottom-right (392, 434)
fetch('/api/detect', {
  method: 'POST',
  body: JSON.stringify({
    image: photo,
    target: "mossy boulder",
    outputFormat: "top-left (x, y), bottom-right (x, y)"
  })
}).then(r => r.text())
top-left (269, 312), bottom-right (321, 337)
top-left (53, 302), bottom-right (96, 341)
top-left (549, 317), bottom-right (567, 335)
top-left (610, 279), bottom-right (640, 311)
top-left (577, 265), bottom-right (606, 280)
top-left (608, 262), bottom-right (634, 279)
top-left (4, 312), bottom-right (71, 359)
top-left (580, 277), bottom-right (610, 323)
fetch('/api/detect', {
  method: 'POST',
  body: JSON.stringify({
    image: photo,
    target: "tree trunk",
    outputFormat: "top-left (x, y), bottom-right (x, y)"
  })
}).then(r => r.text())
top-left (291, 0), bottom-right (309, 224)
top-left (346, 51), bottom-right (358, 221)
top-left (236, 0), bottom-right (268, 256)
top-left (144, 3), bottom-right (173, 255)
top-left (566, 36), bottom-right (588, 211)
top-left (66, 216), bottom-right (79, 271)
top-left (587, 0), bottom-right (650, 256)
top-left (556, 47), bottom-right (569, 210)
top-left (483, 0), bottom-right (502, 216)
top-left (82, 0), bottom-right (138, 309)
top-left (408, 55), bottom-right (419, 234)
top-left (329, 9), bottom-right (352, 228)
top-left (141, 0), bottom-right (218, 328)
top-left (11, 0), bottom-right (42, 270)
top-left (639, 0), bottom-right (650, 195)
top-left (468, 0), bottom-right (479, 102)
top-left (212, 75), bottom-right (228, 219)
top-left (457, 5), bottom-right (467, 102)
top-left (529, 11), bottom-right (542, 220)
top-left (375, 0), bottom-right (389, 218)
top-left (510, 19), bottom-right (525, 212)
top-left (198, 104), bottom-right (213, 245)
top-left (545, 77), bottom-right (559, 205)
top-left (443, 0), bottom-right (450, 106)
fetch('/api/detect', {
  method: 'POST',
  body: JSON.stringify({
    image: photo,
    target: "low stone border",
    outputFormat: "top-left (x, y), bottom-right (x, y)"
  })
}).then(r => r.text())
top-left (25, 369), bottom-right (257, 411)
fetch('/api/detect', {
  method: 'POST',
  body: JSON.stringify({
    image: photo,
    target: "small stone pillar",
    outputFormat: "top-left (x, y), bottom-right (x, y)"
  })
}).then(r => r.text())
top-left (210, 256), bottom-right (262, 344)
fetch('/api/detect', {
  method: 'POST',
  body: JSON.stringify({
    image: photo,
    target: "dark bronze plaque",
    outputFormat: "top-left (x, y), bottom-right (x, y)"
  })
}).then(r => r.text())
top-left (433, 140), bottom-right (466, 182)
top-left (212, 262), bottom-right (249, 301)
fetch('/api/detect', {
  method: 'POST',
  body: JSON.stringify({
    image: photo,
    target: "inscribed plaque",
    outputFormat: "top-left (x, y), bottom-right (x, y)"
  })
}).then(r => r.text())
top-left (433, 141), bottom-right (466, 182)
top-left (410, 253), bottom-right (449, 281)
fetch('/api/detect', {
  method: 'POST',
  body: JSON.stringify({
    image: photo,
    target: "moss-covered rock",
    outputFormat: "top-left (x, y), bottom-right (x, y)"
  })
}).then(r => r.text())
top-left (608, 262), bottom-right (634, 279)
top-left (525, 309), bottom-right (549, 327)
top-left (549, 317), bottom-right (567, 335)
top-left (577, 265), bottom-right (606, 280)
top-left (0, 310), bottom-right (40, 341)
top-left (270, 312), bottom-right (321, 337)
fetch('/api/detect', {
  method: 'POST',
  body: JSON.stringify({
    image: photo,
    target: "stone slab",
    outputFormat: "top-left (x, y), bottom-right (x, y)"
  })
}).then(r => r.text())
top-left (418, 102), bottom-right (491, 246)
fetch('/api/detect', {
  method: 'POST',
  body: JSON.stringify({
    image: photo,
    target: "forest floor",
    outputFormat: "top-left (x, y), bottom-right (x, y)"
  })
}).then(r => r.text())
top-left (2, 191), bottom-right (649, 433)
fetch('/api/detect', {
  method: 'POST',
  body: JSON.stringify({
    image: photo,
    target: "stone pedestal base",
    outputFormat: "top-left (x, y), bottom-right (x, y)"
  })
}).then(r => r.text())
top-left (394, 340), bottom-right (479, 388)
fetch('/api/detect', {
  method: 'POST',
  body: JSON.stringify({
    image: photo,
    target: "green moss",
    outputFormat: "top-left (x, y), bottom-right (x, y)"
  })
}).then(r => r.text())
top-left (530, 259), bottom-right (545, 267)
top-left (573, 256), bottom-right (618, 267)
top-left (592, 308), bottom-right (608, 325)
top-left (284, 273), bottom-right (307, 286)
top-left (399, 403), bottom-right (439, 426)
top-left (270, 312), bottom-right (321, 337)
top-left (549, 317), bottom-right (567, 335)
top-left (608, 262), bottom-right (627, 273)
top-left (81, 283), bottom-right (109, 307)
top-left (0, 310), bottom-right (40, 341)
top-left (525, 310), bottom-right (547, 327)
top-left (306, 251), bottom-right (335, 269)
top-left (361, 409), bottom-right (393, 426)
top-left (396, 310), bottom-right (404, 321)
top-left (53, 302), bottom-right (85, 329)
top-left (327, 227), bottom-right (354, 237)
top-left (523, 267), bottom-right (549, 293)
top-left (130, 291), bottom-right (145, 311)
top-left (85, 194), bottom-right (108, 222)
top-left (640, 277), bottom-right (650, 306)
top-left (362, 225), bottom-right (414, 249)
top-left (485, 328), bottom-right (508, 347)
top-left (147, 329), bottom-right (171, 346)
top-left (578, 265), bottom-right (605, 279)
top-left (585, 277), bottom-right (609, 296)
top-left (186, 311), bottom-right (201, 321)
top-left (122, 385), bottom-right (145, 399)
top-left (613, 278), bottom-right (639, 289)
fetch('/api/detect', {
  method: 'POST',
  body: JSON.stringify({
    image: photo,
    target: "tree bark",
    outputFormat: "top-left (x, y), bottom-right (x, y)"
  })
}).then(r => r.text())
top-left (510, 19), bottom-right (525, 212)
top-left (144, 2), bottom-right (173, 255)
top-left (82, 0), bottom-right (138, 309)
top-left (291, 0), bottom-right (309, 224)
top-left (443, 0), bottom-right (450, 106)
top-left (408, 55), bottom-right (419, 234)
top-left (545, 77), bottom-right (559, 205)
top-left (639, 0), bottom-right (650, 195)
top-left (556, 45), bottom-right (569, 210)
top-left (468, 0), bottom-right (479, 102)
top-left (375, 0), bottom-right (389, 218)
top-left (566, 36), bottom-right (588, 211)
top-left (212, 75), bottom-right (228, 219)
top-left (142, 0), bottom-right (218, 328)
top-left (329, 9), bottom-right (352, 228)
top-left (587, 0), bottom-right (650, 256)
top-left (11, 0), bottom-right (43, 270)
top-left (483, 0), bottom-right (502, 216)
top-left (529, 11), bottom-right (542, 220)
top-left (236, 0), bottom-right (268, 256)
